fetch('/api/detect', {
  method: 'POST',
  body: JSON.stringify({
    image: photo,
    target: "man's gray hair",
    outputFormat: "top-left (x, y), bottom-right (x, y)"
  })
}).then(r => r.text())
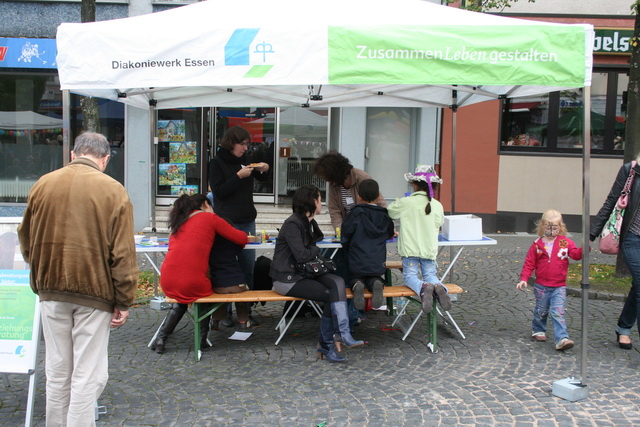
top-left (72, 132), bottom-right (110, 158)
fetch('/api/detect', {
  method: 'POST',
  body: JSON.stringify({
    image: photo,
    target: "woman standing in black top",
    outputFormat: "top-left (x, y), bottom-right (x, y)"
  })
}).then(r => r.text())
top-left (208, 126), bottom-right (269, 325)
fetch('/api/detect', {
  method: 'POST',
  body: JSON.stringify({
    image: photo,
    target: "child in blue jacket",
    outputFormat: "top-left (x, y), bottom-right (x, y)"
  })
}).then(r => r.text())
top-left (341, 179), bottom-right (395, 310)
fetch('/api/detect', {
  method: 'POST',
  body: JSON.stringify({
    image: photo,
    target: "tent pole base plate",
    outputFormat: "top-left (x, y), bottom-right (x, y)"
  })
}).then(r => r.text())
top-left (552, 377), bottom-right (588, 402)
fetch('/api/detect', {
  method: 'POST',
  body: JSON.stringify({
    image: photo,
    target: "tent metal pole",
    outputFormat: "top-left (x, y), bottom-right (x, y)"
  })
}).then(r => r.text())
top-left (451, 90), bottom-right (457, 215)
top-left (62, 90), bottom-right (71, 166)
top-left (149, 99), bottom-right (157, 233)
top-left (580, 85), bottom-right (591, 385)
top-left (551, 85), bottom-right (591, 402)
top-left (450, 90), bottom-right (458, 280)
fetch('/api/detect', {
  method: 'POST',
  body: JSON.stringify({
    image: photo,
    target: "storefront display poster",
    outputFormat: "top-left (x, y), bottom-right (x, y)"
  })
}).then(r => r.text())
top-left (169, 142), bottom-right (197, 164)
top-left (170, 185), bottom-right (199, 196)
top-left (158, 163), bottom-right (186, 186)
top-left (157, 120), bottom-right (185, 142)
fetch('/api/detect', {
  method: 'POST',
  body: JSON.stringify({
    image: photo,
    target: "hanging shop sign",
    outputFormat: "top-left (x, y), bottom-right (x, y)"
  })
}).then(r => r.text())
top-left (593, 28), bottom-right (633, 55)
top-left (0, 37), bottom-right (57, 69)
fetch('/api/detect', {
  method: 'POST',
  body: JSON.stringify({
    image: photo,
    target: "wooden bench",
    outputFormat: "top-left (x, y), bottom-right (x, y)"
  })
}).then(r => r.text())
top-left (163, 286), bottom-right (419, 361)
top-left (161, 282), bottom-right (462, 360)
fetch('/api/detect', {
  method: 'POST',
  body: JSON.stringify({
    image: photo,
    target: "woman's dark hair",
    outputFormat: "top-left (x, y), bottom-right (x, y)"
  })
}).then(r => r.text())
top-left (413, 181), bottom-right (433, 215)
top-left (220, 126), bottom-right (251, 150)
top-left (357, 179), bottom-right (379, 203)
top-left (292, 184), bottom-right (320, 217)
top-left (168, 194), bottom-right (210, 233)
top-left (312, 151), bottom-right (353, 185)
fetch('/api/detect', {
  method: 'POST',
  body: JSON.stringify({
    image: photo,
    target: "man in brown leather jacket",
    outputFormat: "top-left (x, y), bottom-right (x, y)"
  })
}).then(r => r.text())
top-left (18, 132), bottom-right (138, 426)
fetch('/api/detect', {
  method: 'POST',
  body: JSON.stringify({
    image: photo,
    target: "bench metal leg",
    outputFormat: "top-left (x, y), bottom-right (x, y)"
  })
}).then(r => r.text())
top-left (275, 301), bottom-right (301, 331)
top-left (194, 304), bottom-right (202, 362)
top-left (394, 298), bottom-right (466, 353)
top-left (399, 300), bottom-right (465, 349)
top-left (401, 310), bottom-right (422, 341)
top-left (275, 301), bottom-right (308, 345)
top-left (391, 296), bottom-right (413, 327)
top-left (385, 267), bottom-right (395, 315)
top-left (425, 310), bottom-right (438, 353)
top-left (193, 302), bottom-right (225, 362)
top-left (307, 301), bottom-right (323, 318)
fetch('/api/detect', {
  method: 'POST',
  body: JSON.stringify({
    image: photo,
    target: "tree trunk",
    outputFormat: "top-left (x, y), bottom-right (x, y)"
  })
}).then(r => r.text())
top-left (80, 97), bottom-right (101, 133)
top-left (79, 0), bottom-right (100, 133)
top-left (625, 3), bottom-right (640, 163)
top-left (616, 3), bottom-right (640, 277)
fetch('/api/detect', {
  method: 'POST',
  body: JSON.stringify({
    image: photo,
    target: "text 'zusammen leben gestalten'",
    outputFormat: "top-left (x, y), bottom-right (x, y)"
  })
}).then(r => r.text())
top-left (111, 58), bottom-right (214, 69)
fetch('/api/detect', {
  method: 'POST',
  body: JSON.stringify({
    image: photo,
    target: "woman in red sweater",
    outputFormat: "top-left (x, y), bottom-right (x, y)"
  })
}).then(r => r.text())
top-left (151, 194), bottom-right (248, 353)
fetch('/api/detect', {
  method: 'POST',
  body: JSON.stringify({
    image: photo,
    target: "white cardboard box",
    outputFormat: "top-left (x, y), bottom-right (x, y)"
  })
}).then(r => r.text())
top-left (442, 215), bottom-right (483, 241)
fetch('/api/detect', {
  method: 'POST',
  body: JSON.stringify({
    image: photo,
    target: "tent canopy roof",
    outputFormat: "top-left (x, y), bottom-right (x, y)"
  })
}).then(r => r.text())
top-left (56, 0), bottom-right (594, 110)
top-left (0, 111), bottom-right (63, 130)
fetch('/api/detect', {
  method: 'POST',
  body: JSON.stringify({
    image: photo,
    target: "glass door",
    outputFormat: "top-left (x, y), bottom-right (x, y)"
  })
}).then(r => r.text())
top-left (365, 107), bottom-right (414, 199)
top-left (212, 107), bottom-right (330, 204)
top-left (276, 107), bottom-right (330, 203)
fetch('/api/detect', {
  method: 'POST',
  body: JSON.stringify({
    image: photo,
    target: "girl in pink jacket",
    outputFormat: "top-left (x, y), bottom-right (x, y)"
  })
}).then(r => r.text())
top-left (517, 209), bottom-right (582, 351)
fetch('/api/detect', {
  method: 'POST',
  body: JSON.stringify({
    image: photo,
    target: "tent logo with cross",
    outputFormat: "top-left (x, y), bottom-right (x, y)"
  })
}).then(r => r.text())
top-left (224, 28), bottom-right (274, 78)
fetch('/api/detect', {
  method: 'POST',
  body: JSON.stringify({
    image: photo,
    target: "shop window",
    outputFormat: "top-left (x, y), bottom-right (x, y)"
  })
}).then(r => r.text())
top-left (500, 70), bottom-right (627, 155)
top-left (0, 73), bottom-right (63, 203)
top-left (0, 71), bottom-right (125, 204)
top-left (69, 94), bottom-right (125, 185)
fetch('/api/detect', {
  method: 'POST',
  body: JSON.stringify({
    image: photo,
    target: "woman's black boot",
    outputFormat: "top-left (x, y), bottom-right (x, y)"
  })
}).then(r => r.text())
top-left (152, 303), bottom-right (187, 354)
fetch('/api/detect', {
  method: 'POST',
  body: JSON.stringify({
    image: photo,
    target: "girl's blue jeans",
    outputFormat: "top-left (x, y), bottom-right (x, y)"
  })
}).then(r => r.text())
top-left (618, 232), bottom-right (640, 336)
top-left (532, 283), bottom-right (568, 344)
top-left (402, 257), bottom-right (442, 295)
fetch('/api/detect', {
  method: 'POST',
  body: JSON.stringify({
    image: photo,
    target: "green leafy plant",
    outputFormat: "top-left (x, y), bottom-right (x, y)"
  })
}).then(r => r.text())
top-left (566, 263), bottom-right (631, 295)
top-left (448, 0), bottom-right (536, 13)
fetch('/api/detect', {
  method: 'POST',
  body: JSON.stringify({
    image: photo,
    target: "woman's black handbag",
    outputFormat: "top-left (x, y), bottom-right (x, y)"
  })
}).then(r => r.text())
top-left (296, 256), bottom-right (337, 278)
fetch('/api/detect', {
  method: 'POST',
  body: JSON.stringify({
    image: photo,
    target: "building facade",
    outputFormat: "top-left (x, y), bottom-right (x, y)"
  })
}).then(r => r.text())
top-left (439, 0), bottom-right (634, 232)
top-left (1, 0), bottom-right (634, 233)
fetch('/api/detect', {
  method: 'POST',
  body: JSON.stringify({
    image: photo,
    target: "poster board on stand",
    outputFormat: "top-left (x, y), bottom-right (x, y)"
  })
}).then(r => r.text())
top-left (0, 230), bottom-right (39, 374)
top-left (0, 228), bottom-right (41, 427)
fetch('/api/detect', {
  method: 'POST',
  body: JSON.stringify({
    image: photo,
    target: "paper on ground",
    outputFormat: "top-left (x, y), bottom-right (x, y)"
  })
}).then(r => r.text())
top-left (228, 331), bottom-right (252, 341)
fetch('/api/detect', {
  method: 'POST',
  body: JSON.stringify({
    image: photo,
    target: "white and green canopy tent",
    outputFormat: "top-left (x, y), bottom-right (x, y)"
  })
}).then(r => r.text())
top-left (56, 0), bottom-right (592, 110)
top-left (56, 0), bottom-right (595, 393)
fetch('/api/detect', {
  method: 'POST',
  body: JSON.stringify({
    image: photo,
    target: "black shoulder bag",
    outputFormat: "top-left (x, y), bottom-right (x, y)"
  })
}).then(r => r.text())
top-left (296, 256), bottom-right (337, 278)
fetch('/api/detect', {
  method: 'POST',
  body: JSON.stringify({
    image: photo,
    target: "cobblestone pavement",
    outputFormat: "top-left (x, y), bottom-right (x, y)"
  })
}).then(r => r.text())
top-left (4, 234), bottom-right (640, 426)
